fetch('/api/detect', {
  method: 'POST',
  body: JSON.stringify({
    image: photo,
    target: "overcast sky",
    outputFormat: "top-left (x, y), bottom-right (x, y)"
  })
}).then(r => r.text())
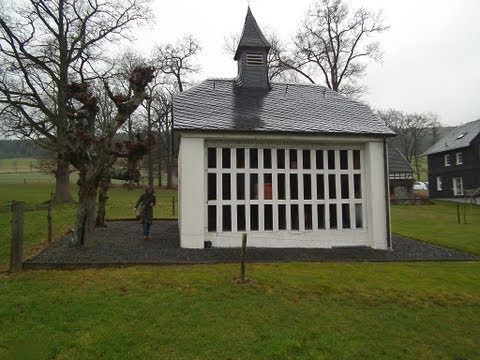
top-left (131, 0), bottom-right (480, 127)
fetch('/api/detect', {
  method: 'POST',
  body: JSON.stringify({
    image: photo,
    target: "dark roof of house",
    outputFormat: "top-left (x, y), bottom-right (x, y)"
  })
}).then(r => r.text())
top-left (423, 119), bottom-right (480, 155)
top-left (173, 79), bottom-right (395, 137)
top-left (388, 144), bottom-right (413, 173)
top-left (234, 7), bottom-right (271, 60)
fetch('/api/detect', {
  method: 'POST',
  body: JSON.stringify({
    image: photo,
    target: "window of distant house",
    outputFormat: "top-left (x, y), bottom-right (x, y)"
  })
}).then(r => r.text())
top-left (453, 177), bottom-right (464, 196)
top-left (436, 176), bottom-right (442, 191)
top-left (455, 152), bottom-right (463, 165)
top-left (444, 154), bottom-right (451, 167)
top-left (246, 53), bottom-right (263, 66)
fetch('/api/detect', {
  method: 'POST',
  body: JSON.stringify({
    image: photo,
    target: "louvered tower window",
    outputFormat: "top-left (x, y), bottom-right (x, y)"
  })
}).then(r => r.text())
top-left (246, 53), bottom-right (263, 65)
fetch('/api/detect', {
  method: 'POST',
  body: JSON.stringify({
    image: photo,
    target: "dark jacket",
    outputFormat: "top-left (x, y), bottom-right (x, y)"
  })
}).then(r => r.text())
top-left (135, 192), bottom-right (156, 224)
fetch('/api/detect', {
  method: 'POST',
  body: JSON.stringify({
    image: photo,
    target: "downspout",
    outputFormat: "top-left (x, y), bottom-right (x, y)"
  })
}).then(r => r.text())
top-left (383, 137), bottom-right (392, 250)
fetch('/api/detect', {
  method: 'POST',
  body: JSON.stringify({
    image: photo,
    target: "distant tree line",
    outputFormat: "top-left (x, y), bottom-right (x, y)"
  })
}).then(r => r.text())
top-left (0, 139), bottom-right (47, 158)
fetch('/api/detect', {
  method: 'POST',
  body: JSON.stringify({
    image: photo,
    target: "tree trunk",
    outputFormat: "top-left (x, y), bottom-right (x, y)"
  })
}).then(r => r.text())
top-left (96, 177), bottom-right (110, 227)
top-left (147, 151), bottom-right (154, 186)
top-left (72, 174), bottom-right (97, 246)
top-left (157, 140), bottom-right (163, 188)
top-left (55, 158), bottom-right (73, 203)
top-left (414, 156), bottom-right (421, 181)
top-left (147, 101), bottom-right (154, 186)
top-left (167, 158), bottom-right (173, 189)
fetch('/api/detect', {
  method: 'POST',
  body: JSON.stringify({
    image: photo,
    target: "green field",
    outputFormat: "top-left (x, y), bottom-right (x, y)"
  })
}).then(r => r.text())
top-left (391, 201), bottom-right (480, 256)
top-left (0, 160), bottom-right (479, 359)
top-left (0, 263), bottom-right (479, 359)
top-left (0, 157), bottom-right (38, 173)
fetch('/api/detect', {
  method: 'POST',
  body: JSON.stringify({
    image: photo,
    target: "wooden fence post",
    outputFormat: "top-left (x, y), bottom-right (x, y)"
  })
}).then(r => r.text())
top-left (10, 201), bottom-right (25, 274)
top-left (240, 233), bottom-right (247, 283)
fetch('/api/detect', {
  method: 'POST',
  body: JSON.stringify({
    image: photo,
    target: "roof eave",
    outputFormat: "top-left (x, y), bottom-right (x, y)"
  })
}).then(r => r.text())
top-left (174, 128), bottom-right (396, 138)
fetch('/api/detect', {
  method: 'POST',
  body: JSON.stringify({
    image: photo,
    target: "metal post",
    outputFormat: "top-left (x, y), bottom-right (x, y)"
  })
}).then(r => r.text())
top-left (10, 201), bottom-right (25, 274)
top-left (457, 203), bottom-right (460, 224)
top-left (172, 196), bottom-right (175, 217)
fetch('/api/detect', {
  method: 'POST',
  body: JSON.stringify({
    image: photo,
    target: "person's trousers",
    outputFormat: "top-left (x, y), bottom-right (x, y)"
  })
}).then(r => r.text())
top-left (142, 222), bottom-right (151, 237)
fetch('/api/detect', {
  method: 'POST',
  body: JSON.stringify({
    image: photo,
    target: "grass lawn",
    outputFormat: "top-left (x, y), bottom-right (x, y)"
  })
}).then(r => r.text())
top-left (1, 166), bottom-right (479, 359)
top-left (0, 262), bottom-right (479, 359)
top-left (391, 201), bottom-right (480, 256)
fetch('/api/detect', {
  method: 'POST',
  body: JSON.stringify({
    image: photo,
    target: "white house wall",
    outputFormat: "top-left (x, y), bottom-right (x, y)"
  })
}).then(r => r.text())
top-left (178, 137), bottom-right (205, 248)
top-left (364, 141), bottom-right (389, 249)
top-left (178, 133), bottom-right (389, 249)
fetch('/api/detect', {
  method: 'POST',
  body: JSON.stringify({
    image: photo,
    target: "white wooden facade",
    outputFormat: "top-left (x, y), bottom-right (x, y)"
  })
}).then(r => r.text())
top-left (178, 133), bottom-right (390, 249)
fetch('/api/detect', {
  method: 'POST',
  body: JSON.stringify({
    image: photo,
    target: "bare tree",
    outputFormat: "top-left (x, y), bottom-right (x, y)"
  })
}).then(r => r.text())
top-left (0, 0), bottom-right (150, 203)
top-left (151, 36), bottom-right (201, 187)
top-left (378, 109), bottom-right (441, 179)
top-left (152, 35), bottom-right (201, 92)
top-left (91, 75), bottom-right (155, 227)
top-left (153, 88), bottom-right (175, 188)
top-left (61, 66), bottom-right (155, 245)
top-left (291, 0), bottom-right (389, 97)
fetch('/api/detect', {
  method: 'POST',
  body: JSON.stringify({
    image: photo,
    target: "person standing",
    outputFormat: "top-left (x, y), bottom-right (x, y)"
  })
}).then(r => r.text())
top-left (134, 186), bottom-right (156, 240)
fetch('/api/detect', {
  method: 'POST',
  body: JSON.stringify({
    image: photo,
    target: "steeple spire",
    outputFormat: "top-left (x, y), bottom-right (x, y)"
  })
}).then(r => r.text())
top-left (234, 7), bottom-right (271, 60)
top-left (234, 7), bottom-right (270, 89)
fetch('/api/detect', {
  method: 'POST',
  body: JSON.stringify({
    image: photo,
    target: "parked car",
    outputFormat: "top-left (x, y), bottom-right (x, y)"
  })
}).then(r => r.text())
top-left (413, 181), bottom-right (428, 190)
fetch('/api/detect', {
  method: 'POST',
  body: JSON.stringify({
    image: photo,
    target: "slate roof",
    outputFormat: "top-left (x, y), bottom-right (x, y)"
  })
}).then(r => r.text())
top-left (423, 119), bottom-right (480, 155)
top-left (234, 7), bottom-right (271, 60)
top-left (173, 79), bottom-right (396, 137)
top-left (388, 144), bottom-right (413, 174)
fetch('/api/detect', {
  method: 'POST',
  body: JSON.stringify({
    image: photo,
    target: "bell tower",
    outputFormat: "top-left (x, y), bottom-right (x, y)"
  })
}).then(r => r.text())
top-left (234, 7), bottom-right (271, 89)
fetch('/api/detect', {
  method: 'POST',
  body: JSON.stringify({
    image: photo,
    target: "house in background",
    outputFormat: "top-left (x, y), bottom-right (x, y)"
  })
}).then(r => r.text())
top-left (388, 144), bottom-right (414, 199)
top-left (423, 119), bottom-right (480, 202)
top-left (173, 8), bottom-right (395, 249)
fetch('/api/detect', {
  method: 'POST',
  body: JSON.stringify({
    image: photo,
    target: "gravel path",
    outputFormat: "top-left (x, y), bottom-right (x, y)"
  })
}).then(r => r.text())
top-left (25, 220), bottom-right (479, 268)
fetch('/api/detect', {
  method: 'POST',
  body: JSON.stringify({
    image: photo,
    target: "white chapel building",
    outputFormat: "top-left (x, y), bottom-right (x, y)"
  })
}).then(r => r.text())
top-left (173, 8), bottom-right (395, 249)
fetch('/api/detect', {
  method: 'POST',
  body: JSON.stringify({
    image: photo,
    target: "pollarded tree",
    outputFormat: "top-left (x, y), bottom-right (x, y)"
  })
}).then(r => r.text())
top-left (0, 0), bottom-right (150, 203)
top-left (61, 66), bottom-right (155, 245)
top-left (292, 0), bottom-right (389, 97)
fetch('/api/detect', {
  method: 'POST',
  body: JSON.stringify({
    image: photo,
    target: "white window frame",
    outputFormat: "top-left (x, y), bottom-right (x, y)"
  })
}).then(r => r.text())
top-left (436, 176), bottom-right (442, 191)
top-left (205, 143), bottom-right (366, 234)
top-left (455, 152), bottom-right (463, 165)
top-left (444, 154), bottom-right (451, 167)
top-left (452, 177), bottom-right (464, 196)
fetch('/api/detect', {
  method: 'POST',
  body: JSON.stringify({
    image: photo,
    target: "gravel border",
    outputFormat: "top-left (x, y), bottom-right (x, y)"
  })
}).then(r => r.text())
top-left (24, 220), bottom-right (479, 269)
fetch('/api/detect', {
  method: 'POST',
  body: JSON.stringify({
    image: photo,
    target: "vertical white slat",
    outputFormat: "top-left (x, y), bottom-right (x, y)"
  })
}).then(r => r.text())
top-left (298, 149), bottom-right (305, 231)
top-left (348, 150), bottom-right (356, 229)
top-left (245, 147), bottom-right (251, 232)
top-left (232, 148), bottom-right (238, 232)
top-left (258, 148), bottom-right (264, 231)
top-left (311, 149), bottom-right (318, 231)
top-left (272, 149), bottom-right (279, 231)
top-left (285, 148), bottom-right (291, 230)
top-left (323, 149), bottom-right (330, 229)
